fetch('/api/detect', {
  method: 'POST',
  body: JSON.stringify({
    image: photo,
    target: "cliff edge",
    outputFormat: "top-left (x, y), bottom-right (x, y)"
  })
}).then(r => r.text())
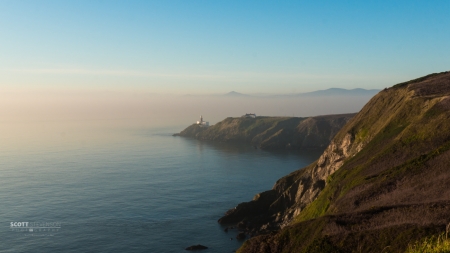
top-left (220, 71), bottom-right (450, 253)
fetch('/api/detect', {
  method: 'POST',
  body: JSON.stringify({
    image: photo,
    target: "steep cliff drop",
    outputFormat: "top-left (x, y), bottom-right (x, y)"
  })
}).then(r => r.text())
top-left (220, 71), bottom-right (450, 253)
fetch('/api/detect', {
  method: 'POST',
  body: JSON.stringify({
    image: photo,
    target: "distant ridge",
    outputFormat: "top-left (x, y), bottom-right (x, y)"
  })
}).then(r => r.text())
top-left (183, 88), bottom-right (380, 97)
top-left (223, 91), bottom-right (250, 97)
top-left (295, 88), bottom-right (380, 97)
top-left (246, 88), bottom-right (380, 97)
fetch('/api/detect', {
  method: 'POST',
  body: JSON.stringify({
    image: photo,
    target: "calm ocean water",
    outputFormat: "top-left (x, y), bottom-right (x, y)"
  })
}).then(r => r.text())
top-left (0, 123), bottom-right (322, 253)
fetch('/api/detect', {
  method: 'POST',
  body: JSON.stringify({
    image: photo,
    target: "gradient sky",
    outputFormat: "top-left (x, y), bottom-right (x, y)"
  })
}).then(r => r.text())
top-left (1, 0), bottom-right (450, 94)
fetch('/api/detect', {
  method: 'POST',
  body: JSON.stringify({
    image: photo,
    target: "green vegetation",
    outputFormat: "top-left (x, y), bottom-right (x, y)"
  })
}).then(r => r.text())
top-left (406, 226), bottom-right (450, 253)
top-left (295, 86), bottom-right (450, 224)
top-left (294, 187), bottom-right (332, 222)
top-left (355, 127), bottom-right (368, 143)
top-left (236, 71), bottom-right (450, 253)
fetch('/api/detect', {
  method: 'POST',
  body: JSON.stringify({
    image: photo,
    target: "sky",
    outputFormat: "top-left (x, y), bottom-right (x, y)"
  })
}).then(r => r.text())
top-left (1, 0), bottom-right (450, 128)
top-left (1, 0), bottom-right (449, 95)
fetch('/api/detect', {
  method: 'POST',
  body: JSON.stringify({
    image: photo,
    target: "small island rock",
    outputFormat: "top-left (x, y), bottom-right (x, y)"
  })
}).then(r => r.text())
top-left (185, 244), bottom-right (208, 250)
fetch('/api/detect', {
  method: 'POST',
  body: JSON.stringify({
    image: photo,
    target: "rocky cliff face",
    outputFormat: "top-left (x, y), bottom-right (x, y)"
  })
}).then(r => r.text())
top-left (220, 71), bottom-right (450, 253)
top-left (174, 114), bottom-right (355, 150)
top-left (217, 122), bottom-right (365, 233)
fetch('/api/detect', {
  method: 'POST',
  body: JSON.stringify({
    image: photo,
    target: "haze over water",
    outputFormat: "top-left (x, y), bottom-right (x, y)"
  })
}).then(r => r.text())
top-left (0, 86), bottom-right (379, 252)
top-left (1, 88), bottom-right (375, 126)
top-left (1, 118), bottom-right (324, 252)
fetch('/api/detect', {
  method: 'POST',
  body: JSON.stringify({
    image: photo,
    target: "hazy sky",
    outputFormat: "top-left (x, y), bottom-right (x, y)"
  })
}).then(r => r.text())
top-left (1, 0), bottom-right (449, 94)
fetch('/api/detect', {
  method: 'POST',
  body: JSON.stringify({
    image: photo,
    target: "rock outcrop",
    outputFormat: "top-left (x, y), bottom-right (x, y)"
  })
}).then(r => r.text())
top-left (174, 114), bottom-right (355, 150)
top-left (217, 126), bottom-right (364, 234)
top-left (185, 244), bottom-right (208, 250)
top-left (221, 71), bottom-right (450, 253)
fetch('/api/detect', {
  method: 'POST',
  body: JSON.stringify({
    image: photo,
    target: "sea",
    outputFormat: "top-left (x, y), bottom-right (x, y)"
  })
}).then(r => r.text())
top-left (0, 121), bottom-right (322, 253)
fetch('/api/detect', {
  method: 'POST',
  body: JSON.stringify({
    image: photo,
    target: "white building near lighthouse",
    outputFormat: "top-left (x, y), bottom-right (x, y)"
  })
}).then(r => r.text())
top-left (196, 115), bottom-right (209, 127)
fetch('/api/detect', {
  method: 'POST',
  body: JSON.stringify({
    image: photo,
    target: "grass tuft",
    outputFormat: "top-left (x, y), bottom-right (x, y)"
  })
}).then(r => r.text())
top-left (405, 224), bottom-right (450, 253)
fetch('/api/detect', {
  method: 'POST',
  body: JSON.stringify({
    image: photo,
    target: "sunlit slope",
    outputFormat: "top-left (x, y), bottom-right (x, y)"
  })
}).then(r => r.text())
top-left (237, 71), bottom-right (450, 253)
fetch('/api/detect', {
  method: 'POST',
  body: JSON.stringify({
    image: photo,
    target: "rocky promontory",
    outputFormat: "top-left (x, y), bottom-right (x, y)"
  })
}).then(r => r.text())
top-left (220, 71), bottom-right (450, 253)
top-left (174, 114), bottom-right (355, 150)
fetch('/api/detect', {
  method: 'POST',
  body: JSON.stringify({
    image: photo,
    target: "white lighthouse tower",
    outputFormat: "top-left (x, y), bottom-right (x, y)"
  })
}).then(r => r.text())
top-left (196, 115), bottom-right (209, 127)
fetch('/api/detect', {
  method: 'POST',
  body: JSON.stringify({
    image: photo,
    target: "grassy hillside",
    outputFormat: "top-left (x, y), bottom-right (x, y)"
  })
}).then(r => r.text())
top-left (235, 71), bottom-right (450, 253)
top-left (406, 228), bottom-right (450, 253)
top-left (175, 114), bottom-right (355, 150)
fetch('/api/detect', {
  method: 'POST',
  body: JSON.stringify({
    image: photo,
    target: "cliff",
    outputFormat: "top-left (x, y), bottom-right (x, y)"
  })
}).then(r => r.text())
top-left (219, 71), bottom-right (450, 253)
top-left (174, 114), bottom-right (355, 150)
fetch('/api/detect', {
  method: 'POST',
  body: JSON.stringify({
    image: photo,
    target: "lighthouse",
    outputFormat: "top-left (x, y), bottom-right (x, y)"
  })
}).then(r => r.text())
top-left (196, 115), bottom-right (209, 127)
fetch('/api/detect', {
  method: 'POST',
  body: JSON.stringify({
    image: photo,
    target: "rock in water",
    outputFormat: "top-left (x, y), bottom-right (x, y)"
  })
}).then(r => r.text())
top-left (185, 244), bottom-right (208, 250)
top-left (236, 232), bottom-right (246, 240)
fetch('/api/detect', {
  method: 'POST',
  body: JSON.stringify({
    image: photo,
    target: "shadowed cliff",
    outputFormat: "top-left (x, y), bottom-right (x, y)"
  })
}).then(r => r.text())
top-left (219, 71), bottom-right (450, 253)
top-left (174, 114), bottom-right (355, 150)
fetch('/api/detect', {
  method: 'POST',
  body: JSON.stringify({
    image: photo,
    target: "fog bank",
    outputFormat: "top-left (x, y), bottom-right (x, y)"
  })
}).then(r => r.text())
top-left (1, 90), bottom-right (376, 127)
